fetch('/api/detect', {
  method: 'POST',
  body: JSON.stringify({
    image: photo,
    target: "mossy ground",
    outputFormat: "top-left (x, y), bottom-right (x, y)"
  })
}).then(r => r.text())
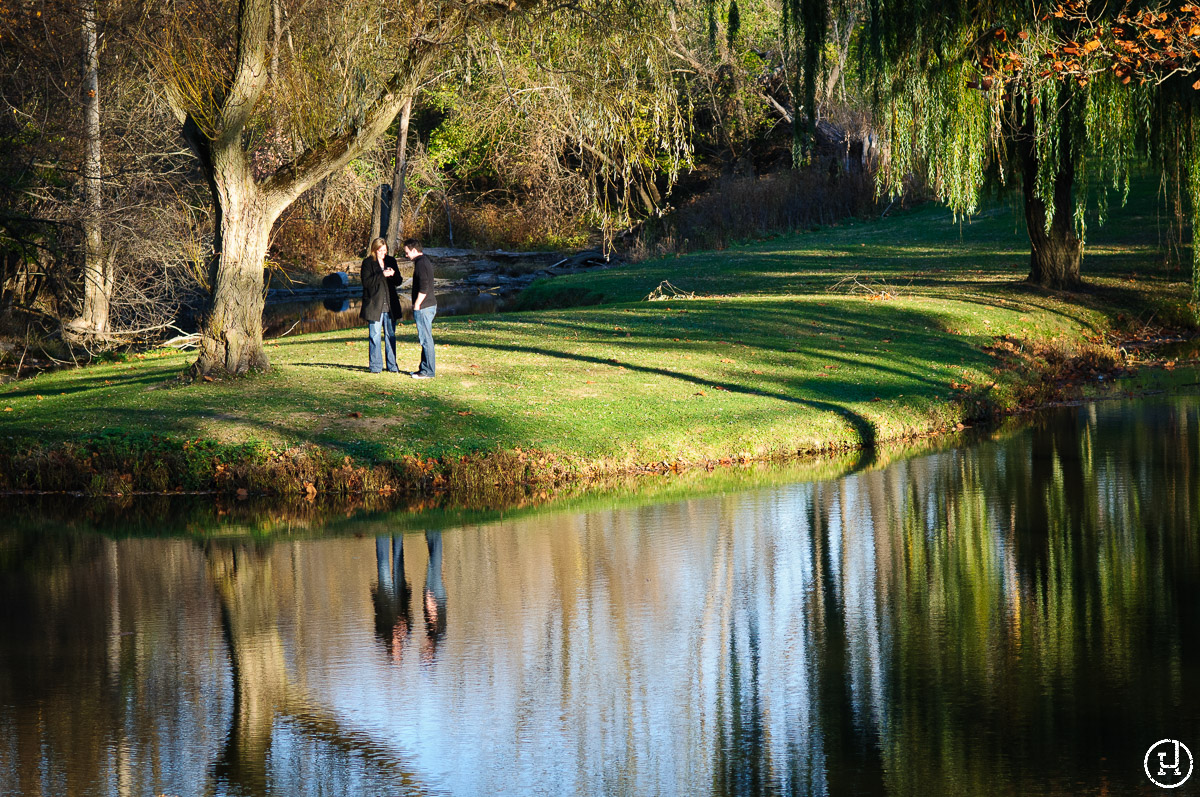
top-left (1, 190), bottom-right (1196, 495)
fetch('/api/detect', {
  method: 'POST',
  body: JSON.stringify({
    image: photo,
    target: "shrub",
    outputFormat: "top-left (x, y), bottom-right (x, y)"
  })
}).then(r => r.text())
top-left (629, 169), bottom-right (880, 258)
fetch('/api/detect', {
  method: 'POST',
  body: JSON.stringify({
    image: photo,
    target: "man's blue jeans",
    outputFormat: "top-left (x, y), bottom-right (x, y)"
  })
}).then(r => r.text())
top-left (413, 306), bottom-right (437, 376)
top-left (367, 312), bottom-right (398, 373)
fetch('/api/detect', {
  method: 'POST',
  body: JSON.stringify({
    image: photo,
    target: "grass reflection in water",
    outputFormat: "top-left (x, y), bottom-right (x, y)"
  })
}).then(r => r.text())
top-left (0, 397), bottom-right (1197, 796)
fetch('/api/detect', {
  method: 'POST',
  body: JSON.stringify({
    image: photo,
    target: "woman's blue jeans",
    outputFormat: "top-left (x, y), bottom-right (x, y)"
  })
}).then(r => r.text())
top-left (367, 312), bottom-right (398, 373)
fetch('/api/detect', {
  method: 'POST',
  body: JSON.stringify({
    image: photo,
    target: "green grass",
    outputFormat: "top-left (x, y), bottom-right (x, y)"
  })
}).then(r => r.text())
top-left (0, 426), bottom-right (999, 540)
top-left (1, 192), bottom-right (1195, 482)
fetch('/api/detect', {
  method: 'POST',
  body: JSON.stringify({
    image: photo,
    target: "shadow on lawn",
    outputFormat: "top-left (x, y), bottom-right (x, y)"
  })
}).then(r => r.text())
top-left (450, 338), bottom-right (882, 472)
top-left (303, 362), bottom-right (378, 374)
top-left (527, 195), bottom-right (1185, 330)
top-left (0, 371), bottom-right (177, 402)
top-left (500, 301), bottom-right (987, 390)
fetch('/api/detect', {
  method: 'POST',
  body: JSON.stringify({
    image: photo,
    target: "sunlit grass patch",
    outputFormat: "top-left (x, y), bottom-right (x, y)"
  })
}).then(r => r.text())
top-left (0, 192), bottom-right (1194, 495)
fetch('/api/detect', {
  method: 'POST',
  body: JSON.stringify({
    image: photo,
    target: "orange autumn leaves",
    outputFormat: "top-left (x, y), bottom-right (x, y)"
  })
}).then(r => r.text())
top-left (973, 1), bottom-right (1200, 90)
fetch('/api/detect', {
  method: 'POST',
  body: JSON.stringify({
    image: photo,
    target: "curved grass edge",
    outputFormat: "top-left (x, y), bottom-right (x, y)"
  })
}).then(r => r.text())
top-left (1, 352), bottom-right (1194, 503)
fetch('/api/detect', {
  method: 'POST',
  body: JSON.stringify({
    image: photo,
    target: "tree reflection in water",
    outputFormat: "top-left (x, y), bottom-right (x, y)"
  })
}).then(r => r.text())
top-left (205, 542), bottom-right (433, 796)
top-left (0, 398), bottom-right (1196, 796)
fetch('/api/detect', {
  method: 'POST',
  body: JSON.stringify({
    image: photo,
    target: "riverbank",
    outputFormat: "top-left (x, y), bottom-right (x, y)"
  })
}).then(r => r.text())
top-left (1, 200), bottom-right (1196, 497)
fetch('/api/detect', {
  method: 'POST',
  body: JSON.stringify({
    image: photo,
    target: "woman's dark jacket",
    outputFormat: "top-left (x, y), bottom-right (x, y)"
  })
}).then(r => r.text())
top-left (360, 255), bottom-right (402, 322)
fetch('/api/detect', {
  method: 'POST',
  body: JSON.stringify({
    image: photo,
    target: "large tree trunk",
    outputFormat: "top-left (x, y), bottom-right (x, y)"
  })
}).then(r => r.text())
top-left (164, 0), bottom-right (459, 377)
top-left (1019, 94), bottom-right (1082, 290)
top-left (385, 97), bottom-right (413, 251)
top-left (74, 0), bottom-right (111, 334)
top-left (194, 144), bottom-right (274, 375)
top-left (183, 0), bottom-right (276, 377)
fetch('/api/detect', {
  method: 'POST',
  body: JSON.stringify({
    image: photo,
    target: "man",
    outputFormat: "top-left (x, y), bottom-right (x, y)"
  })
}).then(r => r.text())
top-left (402, 238), bottom-right (438, 379)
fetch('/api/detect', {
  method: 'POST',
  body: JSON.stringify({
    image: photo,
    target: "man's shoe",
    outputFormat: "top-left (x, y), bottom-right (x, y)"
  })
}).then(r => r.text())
top-left (411, 372), bottom-right (434, 379)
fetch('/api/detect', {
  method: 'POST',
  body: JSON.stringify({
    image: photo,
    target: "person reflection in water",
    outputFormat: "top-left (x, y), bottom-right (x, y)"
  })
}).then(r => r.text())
top-left (422, 530), bottom-right (447, 664)
top-left (372, 536), bottom-right (411, 664)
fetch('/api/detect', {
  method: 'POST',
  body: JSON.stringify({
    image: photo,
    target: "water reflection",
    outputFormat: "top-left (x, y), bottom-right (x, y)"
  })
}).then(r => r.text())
top-left (0, 397), bottom-right (1198, 796)
top-left (262, 290), bottom-right (502, 339)
top-left (374, 536), bottom-right (412, 663)
top-left (422, 531), bottom-right (447, 665)
top-left (205, 541), bottom-right (431, 796)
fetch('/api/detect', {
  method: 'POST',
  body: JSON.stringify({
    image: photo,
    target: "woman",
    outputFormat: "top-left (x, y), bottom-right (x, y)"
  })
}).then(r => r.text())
top-left (360, 237), bottom-right (402, 374)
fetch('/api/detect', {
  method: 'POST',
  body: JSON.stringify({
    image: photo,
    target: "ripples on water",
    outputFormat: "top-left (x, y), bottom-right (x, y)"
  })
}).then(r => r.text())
top-left (0, 397), bottom-right (1198, 796)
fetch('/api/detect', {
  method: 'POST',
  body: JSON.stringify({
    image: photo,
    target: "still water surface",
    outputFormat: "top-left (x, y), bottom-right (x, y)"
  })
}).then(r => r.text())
top-left (2, 397), bottom-right (1199, 796)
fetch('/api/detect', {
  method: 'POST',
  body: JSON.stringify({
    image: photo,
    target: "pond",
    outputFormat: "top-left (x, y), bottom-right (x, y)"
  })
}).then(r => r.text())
top-left (259, 248), bottom-right (608, 340)
top-left (261, 289), bottom-right (504, 339)
top-left (1, 396), bottom-right (1198, 796)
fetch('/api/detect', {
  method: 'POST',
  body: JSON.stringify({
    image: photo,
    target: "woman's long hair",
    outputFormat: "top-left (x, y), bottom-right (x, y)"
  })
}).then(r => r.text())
top-left (369, 237), bottom-right (387, 257)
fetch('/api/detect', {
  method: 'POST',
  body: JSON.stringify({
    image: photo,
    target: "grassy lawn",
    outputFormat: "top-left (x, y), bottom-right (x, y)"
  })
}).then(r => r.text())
top-left (0, 191), bottom-right (1195, 481)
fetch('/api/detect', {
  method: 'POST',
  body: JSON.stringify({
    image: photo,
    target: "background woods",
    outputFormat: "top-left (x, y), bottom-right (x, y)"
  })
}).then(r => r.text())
top-left (1, 0), bottom-right (204, 348)
top-left (2, 0), bottom-right (1200, 377)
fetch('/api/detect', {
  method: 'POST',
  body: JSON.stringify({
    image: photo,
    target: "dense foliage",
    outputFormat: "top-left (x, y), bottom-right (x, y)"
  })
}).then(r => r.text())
top-left (824, 0), bottom-right (1200, 302)
top-left (2, 0), bottom-right (1199, 369)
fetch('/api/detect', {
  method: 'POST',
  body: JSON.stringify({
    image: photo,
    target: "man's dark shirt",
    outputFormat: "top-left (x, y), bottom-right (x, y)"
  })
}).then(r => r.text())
top-left (410, 254), bottom-right (437, 308)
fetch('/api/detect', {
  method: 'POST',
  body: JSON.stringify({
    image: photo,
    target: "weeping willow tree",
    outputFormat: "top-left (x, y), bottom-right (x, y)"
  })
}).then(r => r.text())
top-left (859, 0), bottom-right (1098, 289)
top-left (149, 0), bottom-right (540, 375)
top-left (780, 0), bottom-right (1200, 305)
top-left (967, 1), bottom-right (1200, 308)
top-left (782, 0), bottom-right (829, 165)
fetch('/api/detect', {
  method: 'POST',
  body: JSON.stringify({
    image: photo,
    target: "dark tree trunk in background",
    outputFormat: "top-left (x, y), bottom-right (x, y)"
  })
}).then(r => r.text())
top-left (372, 185), bottom-right (386, 242)
top-left (74, 0), bottom-right (112, 334)
top-left (385, 97), bottom-right (412, 251)
top-left (1019, 94), bottom-right (1082, 290)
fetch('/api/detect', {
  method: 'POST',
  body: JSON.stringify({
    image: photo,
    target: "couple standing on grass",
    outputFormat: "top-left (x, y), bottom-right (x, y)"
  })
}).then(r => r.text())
top-left (361, 237), bottom-right (437, 379)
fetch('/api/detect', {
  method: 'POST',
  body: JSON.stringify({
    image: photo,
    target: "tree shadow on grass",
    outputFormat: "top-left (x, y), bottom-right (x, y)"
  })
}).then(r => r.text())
top-left (0, 372), bottom-right (177, 401)
top-left (302, 363), bottom-right (380, 374)
top-left (475, 302), bottom-right (987, 392)
top-left (451, 339), bottom-right (881, 472)
top-left (270, 334), bottom-right (364, 348)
